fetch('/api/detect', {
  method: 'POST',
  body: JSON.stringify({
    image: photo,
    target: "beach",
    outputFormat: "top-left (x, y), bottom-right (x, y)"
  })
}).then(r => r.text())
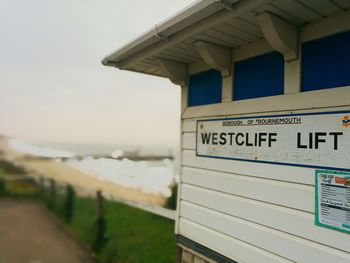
top-left (0, 137), bottom-right (168, 206)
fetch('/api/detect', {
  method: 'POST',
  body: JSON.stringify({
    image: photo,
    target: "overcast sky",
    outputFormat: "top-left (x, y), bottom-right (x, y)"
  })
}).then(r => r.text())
top-left (0, 0), bottom-right (196, 147)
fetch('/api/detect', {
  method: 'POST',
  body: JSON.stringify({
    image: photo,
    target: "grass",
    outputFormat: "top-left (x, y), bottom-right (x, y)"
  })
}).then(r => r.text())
top-left (69, 197), bottom-right (176, 263)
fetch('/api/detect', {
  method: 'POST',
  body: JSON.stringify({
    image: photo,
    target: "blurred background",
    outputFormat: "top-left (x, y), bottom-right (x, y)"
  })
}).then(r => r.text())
top-left (0, 1), bottom-right (196, 262)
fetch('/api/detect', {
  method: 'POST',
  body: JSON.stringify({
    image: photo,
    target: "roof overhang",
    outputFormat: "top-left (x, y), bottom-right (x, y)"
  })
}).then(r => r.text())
top-left (102, 0), bottom-right (350, 82)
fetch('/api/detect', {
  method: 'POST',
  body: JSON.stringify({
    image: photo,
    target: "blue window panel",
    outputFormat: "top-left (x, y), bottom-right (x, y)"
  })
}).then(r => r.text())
top-left (234, 52), bottom-right (284, 100)
top-left (188, 69), bottom-right (222, 106)
top-left (302, 30), bottom-right (350, 92)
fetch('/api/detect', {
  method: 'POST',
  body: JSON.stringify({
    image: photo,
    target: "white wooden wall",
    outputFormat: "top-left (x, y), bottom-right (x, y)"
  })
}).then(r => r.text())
top-left (178, 95), bottom-right (350, 263)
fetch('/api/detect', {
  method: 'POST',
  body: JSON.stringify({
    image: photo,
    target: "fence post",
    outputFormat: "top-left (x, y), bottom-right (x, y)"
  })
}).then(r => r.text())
top-left (48, 178), bottom-right (56, 210)
top-left (39, 176), bottom-right (44, 192)
top-left (64, 184), bottom-right (75, 222)
top-left (96, 190), bottom-right (103, 218)
top-left (91, 190), bottom-right (108, 252)
top-left (0, 179), bottom-right (5, 197)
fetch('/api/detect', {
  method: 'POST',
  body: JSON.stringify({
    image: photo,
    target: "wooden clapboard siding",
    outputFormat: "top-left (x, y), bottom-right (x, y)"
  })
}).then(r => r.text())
top-left (180, 184), bottom-right (350, 253)
top-left (182, 133), bottom-right (196, 150)
top-left (182, 119), bottom-right (196, 133)
top-left (182, 167), bottom-right (314, 212)
top-left (179, 218), bottom-right (294, 263)
top-left (180, 203), bottom-right (350, 263)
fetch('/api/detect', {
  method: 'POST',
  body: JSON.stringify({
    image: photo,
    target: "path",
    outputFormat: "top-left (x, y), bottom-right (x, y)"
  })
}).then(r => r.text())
top-left (0, 199), bottom-right (93, 263)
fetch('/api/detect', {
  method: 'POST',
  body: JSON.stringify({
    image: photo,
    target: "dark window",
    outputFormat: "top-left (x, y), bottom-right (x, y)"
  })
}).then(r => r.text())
top-left (234, 52), bottom-right (284, 100)
top-left (302, 30), bottom-right (350, 92)
top-left (188, 69), bottom-right (222, 107)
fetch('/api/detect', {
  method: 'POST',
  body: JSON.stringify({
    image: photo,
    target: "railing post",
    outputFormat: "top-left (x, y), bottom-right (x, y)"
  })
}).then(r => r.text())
top-left (91, 190), bottom-right (108, 252)
top-left (0, 178), bottom-right (5, 197)
top-left (48, 178), bottom-right (56, 210)
top-left (64, 184), bottom-right (75, 222)
top-left (38, 176), bottom-right (45, 195)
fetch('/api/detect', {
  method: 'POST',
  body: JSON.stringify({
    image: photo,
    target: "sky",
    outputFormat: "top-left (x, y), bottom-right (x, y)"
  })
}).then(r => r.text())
top-left (0, 0), bottom-right (196, 147)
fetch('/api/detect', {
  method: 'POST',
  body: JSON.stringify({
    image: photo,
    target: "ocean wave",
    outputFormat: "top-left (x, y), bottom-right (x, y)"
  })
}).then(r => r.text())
top-left (66, 156), bottom-right (175, 197)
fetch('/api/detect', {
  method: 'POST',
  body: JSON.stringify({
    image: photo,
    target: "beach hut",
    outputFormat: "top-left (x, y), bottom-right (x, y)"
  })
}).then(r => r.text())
top-left (102, 0), bottom-right (350, 262)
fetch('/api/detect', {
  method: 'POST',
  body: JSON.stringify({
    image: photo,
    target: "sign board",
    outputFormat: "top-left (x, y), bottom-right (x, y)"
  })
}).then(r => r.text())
top-left (315, 170), bottom-right (350, 234)
top-left (196, 111), bottom-right (350, 171)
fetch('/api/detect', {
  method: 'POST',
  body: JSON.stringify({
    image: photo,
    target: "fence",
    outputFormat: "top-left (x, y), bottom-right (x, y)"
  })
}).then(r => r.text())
top-left (29, 172), bottom-right (176, 220)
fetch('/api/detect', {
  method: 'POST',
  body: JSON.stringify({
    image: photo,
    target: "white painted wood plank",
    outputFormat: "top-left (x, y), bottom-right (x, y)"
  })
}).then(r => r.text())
top-left (168, 46), bottom-right (201, 59)
top-left (180, 184), bottom-right (350, 252)
top-left (225, 17), bottom-right (263, 38)
top-left (161, 49), bottom-right (198, 61)
top-left (177, 42), bottom-right (198, 53)
top-left (182, 167), bottom-right (314, 212)
top-left (272, 0), bottom-right (322, 22)
top-left (301, 0), bottom-right (342, 16)
top-left (182, 119), bottom-right (196, 133)
top-left (237, 11), bottom-right (260, 26)
top-left (301, 11), bottom-right (350, 42)
top-left (204, 28), bottom-right (249, 46)
top-left (182, 132), bottom-right (196, 149)
top-left (179, 218), bottom-right (294, 263)
top-left (212, 23), bottom-right (260, 42)
top-left (196, 32), bottom-right (240, 48)
top-left (182, 133), bottom-right (196, 150)
top-left (180, 203), bottom-right (350, 263)
top-left (182, 87), bottom-right (350, 119)
top-left (182, 149), bottom-right (314, 185)
top-left (158, 51), bottom-right (194, 63)
top-left (254, 3), bottom-right (304, 25)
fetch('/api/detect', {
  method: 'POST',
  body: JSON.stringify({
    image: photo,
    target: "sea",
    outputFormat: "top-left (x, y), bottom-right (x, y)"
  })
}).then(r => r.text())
top-left (7, 138), bottom-right (179, 197)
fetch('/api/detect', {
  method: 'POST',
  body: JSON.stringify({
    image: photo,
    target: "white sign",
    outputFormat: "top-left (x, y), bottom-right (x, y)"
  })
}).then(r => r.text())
top-left (196, 111), bottom-right (350, 170)
top-left (316, 170), bottom-right (350, 234)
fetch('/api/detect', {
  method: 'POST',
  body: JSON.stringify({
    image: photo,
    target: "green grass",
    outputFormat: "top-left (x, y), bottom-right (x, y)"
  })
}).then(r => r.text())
top-left (69, 197), bottom-right (176, 263)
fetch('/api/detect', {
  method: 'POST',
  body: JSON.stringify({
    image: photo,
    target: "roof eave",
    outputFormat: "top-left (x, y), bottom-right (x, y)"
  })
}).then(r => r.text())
top-left (101, 0), bottom-right (231, 66)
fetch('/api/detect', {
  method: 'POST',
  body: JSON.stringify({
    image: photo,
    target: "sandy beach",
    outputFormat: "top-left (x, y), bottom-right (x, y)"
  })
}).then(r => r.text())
top-left (0, 137), bottom-right (166, 206)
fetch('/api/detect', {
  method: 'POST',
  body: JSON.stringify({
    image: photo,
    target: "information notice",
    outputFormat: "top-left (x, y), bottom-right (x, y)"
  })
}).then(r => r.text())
top-left (196, 111), bottom-right (350, 170)
top-left (315, 170), bottom-right (350, 234)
